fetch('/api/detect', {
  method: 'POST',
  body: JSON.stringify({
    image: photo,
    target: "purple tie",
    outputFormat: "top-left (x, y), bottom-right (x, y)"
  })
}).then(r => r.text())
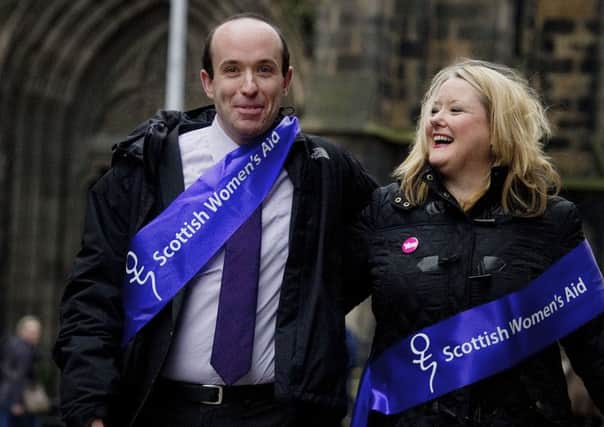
top-left (210, 206), bottom-right (262, 385)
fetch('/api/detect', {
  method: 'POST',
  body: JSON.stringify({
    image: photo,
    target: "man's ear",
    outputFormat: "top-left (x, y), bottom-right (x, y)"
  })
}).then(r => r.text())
top-left (282, 66), bottom-right (294, 95)
top-left (200, 69), bottom-right (214, 99)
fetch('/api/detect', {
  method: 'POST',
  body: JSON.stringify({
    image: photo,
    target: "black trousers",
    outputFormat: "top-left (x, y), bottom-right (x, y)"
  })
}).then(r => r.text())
top-left (134, 389), bottom-right (344, 427)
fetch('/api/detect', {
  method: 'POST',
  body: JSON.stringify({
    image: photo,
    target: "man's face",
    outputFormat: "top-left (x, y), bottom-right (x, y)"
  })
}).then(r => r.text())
top-left (201, 18), bottom-right (293, 145)
top-left (20, 320), bottom-right (41, 346)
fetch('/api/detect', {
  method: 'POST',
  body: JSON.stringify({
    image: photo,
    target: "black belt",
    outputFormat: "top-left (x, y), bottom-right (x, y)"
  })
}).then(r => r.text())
top-left (154, 379), bottom-right (275, 405)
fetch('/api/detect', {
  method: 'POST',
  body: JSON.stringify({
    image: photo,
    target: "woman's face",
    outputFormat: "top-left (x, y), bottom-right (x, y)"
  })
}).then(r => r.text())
top-left (425, 77), bottom-right (492, 182)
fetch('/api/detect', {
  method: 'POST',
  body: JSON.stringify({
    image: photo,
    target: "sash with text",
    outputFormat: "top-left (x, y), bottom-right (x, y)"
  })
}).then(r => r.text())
top-left (352, 240), bottom-right (604, 427)
top-left (122, 116), bottom-right (300, 345)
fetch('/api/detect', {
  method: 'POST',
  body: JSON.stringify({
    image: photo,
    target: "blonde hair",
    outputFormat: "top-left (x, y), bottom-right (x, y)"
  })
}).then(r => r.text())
top-left (394, 59), bottom-right (560, 217)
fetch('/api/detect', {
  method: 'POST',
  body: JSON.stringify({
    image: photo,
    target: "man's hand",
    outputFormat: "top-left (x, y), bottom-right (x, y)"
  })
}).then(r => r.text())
top-left (90, 419), bottom-right (105, 427)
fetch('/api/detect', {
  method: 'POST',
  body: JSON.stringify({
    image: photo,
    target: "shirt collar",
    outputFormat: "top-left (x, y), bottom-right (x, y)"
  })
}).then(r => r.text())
top-left (207, 116), bottom-right (239, 163)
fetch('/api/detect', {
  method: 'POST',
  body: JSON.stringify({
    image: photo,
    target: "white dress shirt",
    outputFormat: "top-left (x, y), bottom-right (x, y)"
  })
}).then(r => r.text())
top-left (162, 117), bottom-right (293, 385)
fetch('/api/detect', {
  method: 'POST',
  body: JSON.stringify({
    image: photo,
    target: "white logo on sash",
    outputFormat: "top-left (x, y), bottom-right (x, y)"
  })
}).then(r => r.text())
top-left (410, 333), bottom-right (437, 393)
top-left (126, 251), bottom-right (162, 301)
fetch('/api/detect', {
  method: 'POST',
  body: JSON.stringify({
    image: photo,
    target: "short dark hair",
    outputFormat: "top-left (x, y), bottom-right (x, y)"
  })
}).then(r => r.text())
top-left (202, 13), bottom-right (290, 79)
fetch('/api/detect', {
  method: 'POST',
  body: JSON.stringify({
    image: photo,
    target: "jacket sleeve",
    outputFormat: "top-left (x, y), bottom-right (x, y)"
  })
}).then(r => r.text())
top-left (341, 150), bottom-right (378, 216)
top-left (1, 338), bottom-right (33, 404)
top-left (557, 201), bottom-right (604, 411)
top-left (338, 149), bottom-right (377, 311)
top-left (342, 205), bottom-right (374, 313)
top-left (53, 164), bottom-right (136, 427)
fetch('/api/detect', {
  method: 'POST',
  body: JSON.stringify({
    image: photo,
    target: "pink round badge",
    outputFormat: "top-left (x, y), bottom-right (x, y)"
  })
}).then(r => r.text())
top-left (402, 237), bottom-right (419, 254)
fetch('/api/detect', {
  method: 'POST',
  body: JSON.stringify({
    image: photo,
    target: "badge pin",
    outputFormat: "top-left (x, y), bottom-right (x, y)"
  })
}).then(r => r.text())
top-left (402, 237), bottom-right (419, 254)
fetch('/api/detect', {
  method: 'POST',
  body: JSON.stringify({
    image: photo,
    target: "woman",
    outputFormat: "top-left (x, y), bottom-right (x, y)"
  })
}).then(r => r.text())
top-left (350, 59), bottom-right (604, 426)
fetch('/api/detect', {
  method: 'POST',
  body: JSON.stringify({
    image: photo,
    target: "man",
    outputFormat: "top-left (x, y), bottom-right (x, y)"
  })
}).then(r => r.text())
top-left (0, 316), bottom-right (43, 426)
top-left (53, 13), bottom-right (376, 427)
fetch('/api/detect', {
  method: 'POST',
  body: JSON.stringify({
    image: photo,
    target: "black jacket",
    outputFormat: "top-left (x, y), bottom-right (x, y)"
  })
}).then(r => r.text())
top-left (53, 106), bottom-right (377, 427)
top-left (0, 336), bottom-right (37, 406)
top-left (351, 167), bottom-right (604, 426)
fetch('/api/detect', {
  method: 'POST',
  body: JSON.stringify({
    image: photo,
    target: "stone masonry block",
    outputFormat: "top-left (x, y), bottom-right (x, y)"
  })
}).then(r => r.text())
top-left (542, 58), bottom-right (573, 73)
top-left (547, 74), bottom-right (591, 99)
top-left (435, 2), bottom-right (483, 19)
top-left (458, 25), bottom-right (494, 41)
top-left (538, 0), bottom-right (597, 18)
top-left (543, 19), bottom-right (575, 33)
top-left (399, 40), bottom-right (425, 58)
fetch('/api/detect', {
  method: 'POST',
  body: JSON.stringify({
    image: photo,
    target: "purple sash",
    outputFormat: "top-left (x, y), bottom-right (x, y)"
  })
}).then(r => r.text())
top-left (352, 240), bottom-right (604, 426)
top-left (122, 116), bottom-right (300, 345)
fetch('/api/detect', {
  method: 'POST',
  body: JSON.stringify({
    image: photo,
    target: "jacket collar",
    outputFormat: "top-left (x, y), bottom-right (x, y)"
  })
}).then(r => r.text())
top-left (392, 164), bottom-right (509, 213)
top-left (420, 164), bottom-right (508, 195)
top-left (111, 105), bottom-right (300, 161)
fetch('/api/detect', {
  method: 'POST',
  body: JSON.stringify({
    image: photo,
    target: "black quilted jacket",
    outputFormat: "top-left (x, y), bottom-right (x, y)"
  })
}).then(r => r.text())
top-left (349, 166), bottom-right (604, 426)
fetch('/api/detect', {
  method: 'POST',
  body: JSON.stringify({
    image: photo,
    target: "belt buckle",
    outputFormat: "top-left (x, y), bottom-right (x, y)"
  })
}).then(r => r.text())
top-left (201, 384), bottom-right (223, 405)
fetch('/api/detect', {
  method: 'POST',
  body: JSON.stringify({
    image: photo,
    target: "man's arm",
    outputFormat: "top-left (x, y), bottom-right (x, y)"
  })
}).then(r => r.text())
top-left (338, 147), bottom-right (378, 311)
top-left (342, 209), bottom-right (374, 313)
top-left (53, 166), bottom-right (134, 427)
top-left (341, 149), bottom-right (378, 215)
